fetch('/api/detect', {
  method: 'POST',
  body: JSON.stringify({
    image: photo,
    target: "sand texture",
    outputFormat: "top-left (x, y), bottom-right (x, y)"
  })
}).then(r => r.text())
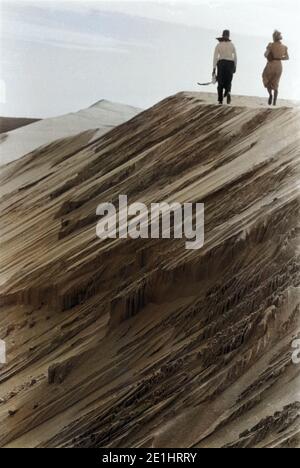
top-left (0, 92), bottom-right (299, 448)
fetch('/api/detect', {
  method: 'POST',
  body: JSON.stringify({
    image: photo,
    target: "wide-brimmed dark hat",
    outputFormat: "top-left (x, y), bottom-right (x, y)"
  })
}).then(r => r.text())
top-left (217, 30), bottom-right (231, 41)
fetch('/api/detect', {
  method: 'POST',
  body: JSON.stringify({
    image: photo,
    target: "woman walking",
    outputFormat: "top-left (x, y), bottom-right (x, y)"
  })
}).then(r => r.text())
top-left (262, 31), bottom-right (289, 106)
top-left (213, 30), bottom-right (237, 105)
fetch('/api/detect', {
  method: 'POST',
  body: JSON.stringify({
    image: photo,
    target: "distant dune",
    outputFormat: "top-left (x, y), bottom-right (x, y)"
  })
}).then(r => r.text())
top-left (0, 100), bottom-right (141, 166)
top-left (0, 92), bottom-right (299, 448)
top-left (0, 117), bottom-right (40, 134)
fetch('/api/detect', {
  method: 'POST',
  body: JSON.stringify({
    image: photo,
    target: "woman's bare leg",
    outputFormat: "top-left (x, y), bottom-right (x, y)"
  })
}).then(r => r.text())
top-left (268, 88), bottom-right (273, 105)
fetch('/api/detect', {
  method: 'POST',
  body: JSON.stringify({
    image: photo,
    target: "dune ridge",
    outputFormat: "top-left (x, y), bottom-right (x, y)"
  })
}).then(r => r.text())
top-left (0, 92), bottom-right (299, 448)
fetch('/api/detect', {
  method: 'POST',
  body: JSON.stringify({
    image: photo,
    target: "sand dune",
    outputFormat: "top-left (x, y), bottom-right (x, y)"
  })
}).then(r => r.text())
top-left (0, 117), bottom-right (40, 134)
top-left (0, 92), bottom-right (299, 448)
top-left (192, 92), bottom-right (300, 108)
top-left (0, 100), bottom-right (141, 166)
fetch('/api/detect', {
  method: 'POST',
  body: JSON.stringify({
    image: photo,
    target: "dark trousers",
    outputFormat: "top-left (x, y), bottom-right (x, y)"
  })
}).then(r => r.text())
top-left (217, 60), bottom-right (235, 102)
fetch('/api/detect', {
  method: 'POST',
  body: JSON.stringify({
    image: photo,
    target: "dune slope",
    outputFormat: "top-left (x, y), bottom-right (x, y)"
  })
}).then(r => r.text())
top-left (0, 100), bottom-right (140, 166)
top-left (0, 117), bottom-right (40, 134)
top-left (0, 92), bottom-right (299, 448)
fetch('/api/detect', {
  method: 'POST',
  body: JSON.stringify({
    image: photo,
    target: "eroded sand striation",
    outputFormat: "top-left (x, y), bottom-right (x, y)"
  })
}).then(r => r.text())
top-left (0, 92), bottom-right (299, 448)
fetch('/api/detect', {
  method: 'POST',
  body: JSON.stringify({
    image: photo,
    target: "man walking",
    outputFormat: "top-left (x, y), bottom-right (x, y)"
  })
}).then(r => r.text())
top-left (213, 30), bottom-right (237, 105)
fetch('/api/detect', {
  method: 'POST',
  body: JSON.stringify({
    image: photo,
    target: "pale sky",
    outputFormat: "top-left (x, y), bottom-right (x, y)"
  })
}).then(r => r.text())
top-left (0, 0), bottom-right (299, 117)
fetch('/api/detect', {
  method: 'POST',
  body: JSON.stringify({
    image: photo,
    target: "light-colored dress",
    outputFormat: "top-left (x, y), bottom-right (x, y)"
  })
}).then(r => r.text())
top-left (262, 42), bottom-right (289, 91)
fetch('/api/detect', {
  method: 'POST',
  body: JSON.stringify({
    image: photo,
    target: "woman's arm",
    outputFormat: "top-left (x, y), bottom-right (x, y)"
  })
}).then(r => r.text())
top-left (264, 43), bottom-right (272, 59)
top-left (213, 44), bottom-right (220, 69)
top-left (282, 47), bottom-right (289, 61)
top-left (213, 44), bottom-right (220, 74)
top-left (233, 44), bottom-right (237, 72)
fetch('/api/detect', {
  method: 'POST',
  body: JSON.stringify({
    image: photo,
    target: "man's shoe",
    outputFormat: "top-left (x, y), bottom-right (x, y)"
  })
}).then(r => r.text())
top-left (227, 93), bottom-right (231, 105)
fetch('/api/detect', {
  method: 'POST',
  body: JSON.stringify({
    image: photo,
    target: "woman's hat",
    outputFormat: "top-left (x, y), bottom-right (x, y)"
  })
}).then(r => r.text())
top-left (217, 30), bottom-right (231, 41)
